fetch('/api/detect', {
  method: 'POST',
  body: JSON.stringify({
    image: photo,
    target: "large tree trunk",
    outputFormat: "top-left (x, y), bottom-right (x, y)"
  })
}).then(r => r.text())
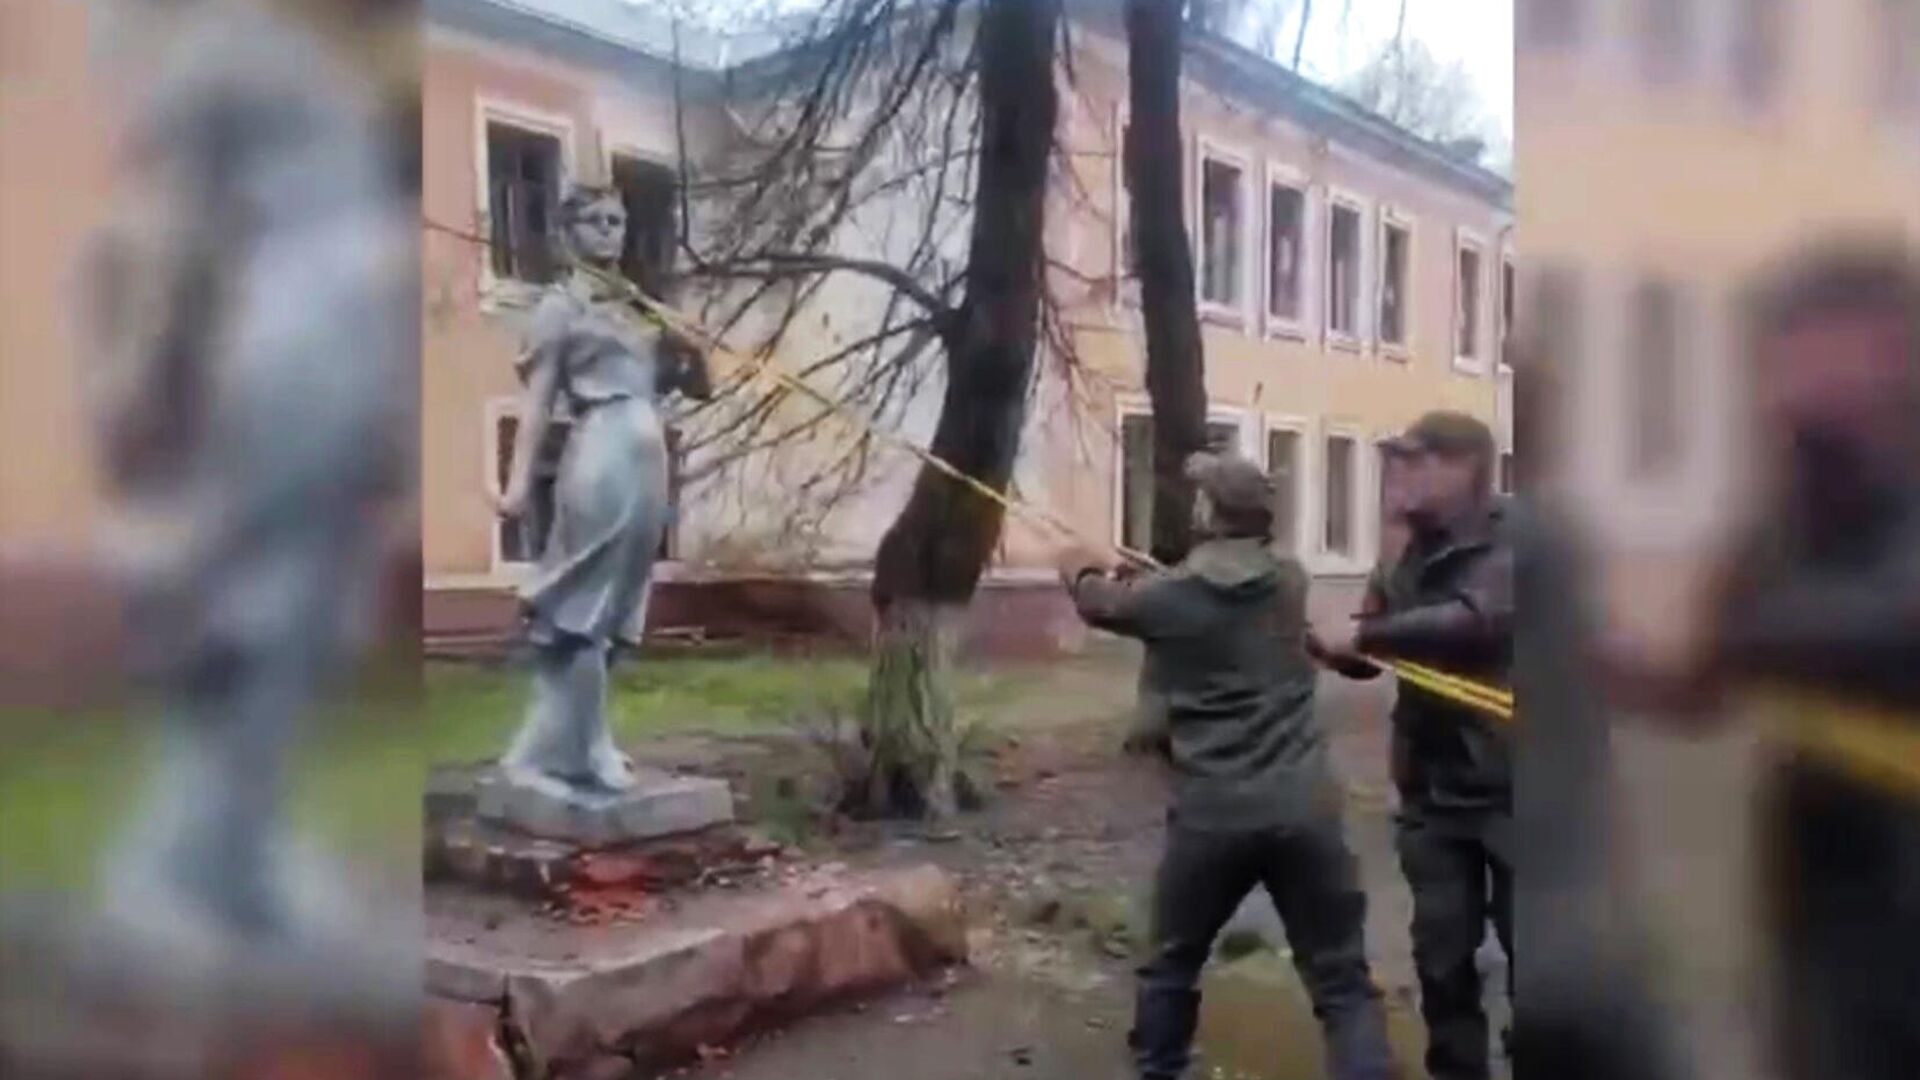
top-left (860, 0), bottom-right (1062, 820)
top-left (1125, 0), bottom-right (1209, 565)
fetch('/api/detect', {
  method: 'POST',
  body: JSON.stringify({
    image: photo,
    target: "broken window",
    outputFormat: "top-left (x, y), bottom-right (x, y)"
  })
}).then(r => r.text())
top-left (1267, 428), bottom-right (1301, 552)
top-left (1328, 202), bottom-right (1362, 339)
top-left (1628, 279), bottom-right (1685, 480)
top-left (610, 154), bottom-right (679, 299)
top-left (1200, 154), bottom-right (1246, 310)
top-left (486, 121), bottom-right (563, 284)
top-left (1380, 218), bottom-right (1411, 349)
top-left (495, 411), bottom-right (571, 564)
top-left (1457, 240), bottom-right (1484, 362)
top-left (1324, 434), bottom-right (1355, 556)
top-left (1266, 181), bottom-right (1306, 326)
top-left (1120, 415), bottom-right (1241, 552)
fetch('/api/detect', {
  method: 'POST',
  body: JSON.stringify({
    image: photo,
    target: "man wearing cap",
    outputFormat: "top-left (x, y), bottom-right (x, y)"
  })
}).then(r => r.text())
top-left (1313, 410), bottom-right (1514, 1080)
top-left (1602, 245), bottom-right (1920, 1080)
top-left (1057, 450), bottom-right (1394, 1080)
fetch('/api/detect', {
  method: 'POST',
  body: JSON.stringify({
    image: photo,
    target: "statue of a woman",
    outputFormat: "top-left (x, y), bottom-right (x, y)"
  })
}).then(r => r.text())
top-left (492, 185), bottom-right (711, 798)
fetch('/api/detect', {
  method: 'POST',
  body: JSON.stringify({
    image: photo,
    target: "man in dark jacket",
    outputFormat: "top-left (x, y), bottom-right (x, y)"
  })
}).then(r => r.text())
top-left (1312, 410), bottom-right (1513, 1080)
top-left (1058, 450), bottom-right (1394, 1080)
top-left (1603, 244), bottom-right (1920, 1080)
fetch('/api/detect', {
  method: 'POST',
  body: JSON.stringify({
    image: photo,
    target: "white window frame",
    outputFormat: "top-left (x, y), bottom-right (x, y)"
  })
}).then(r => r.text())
top-left (1454, 227), bottom-right (1490, 374)
top-left (475, 96), bottom-right (577, 313)
top-left (1376, 205), bottom-right (1416, 361)
top-left (1324, 187), bottom-right (1371, 351)
top-left (484, 395), bottom-right (555, 577)
top-left (1320, 424), bottom-right (1366, 568)
top-left (1262, 161), bottom-right (1313, 340)
top-left (1194, 136), bottom-right (1255, 328)
top-left (1261, 414), bottom-right (1312, 556)
top-left (1110, 399), bottom-right (1254, 550)
top-left (1371, 434), bottom-right (1399, 563)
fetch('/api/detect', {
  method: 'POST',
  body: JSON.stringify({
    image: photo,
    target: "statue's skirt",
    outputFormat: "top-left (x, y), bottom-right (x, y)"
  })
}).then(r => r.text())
top-left (519, 394), bottom-right (670, 648)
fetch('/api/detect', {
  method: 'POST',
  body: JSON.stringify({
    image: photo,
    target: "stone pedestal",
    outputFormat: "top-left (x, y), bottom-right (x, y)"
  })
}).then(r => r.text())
top-left (474, 766), bottom-right (734, 847)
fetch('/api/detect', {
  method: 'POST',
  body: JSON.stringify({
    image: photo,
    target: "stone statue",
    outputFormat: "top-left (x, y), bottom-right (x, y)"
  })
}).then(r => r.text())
top-left (81, 0), bottom-right (410, 975)
top-left (491, 185), bottom-right (713, 802)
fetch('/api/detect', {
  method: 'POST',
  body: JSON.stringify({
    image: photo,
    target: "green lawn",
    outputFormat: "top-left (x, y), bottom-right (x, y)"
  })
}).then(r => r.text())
top-left (0, 653), bottom-right (1034, 891)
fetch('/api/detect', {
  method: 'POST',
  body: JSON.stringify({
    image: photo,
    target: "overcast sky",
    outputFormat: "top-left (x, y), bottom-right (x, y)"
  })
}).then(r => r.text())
top-left (625, 0), bottom-right (1513, 144)
top-left (1291, 0), bottom-right (1513, 142)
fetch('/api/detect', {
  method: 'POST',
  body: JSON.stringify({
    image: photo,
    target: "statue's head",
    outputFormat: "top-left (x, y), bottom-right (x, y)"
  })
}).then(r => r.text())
top-left (558, 185), bottom-right (626, 268)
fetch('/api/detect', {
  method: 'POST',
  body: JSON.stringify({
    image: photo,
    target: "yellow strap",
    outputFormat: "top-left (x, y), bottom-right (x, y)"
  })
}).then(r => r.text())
top-left (425, 219), bottom-right (1920, 801)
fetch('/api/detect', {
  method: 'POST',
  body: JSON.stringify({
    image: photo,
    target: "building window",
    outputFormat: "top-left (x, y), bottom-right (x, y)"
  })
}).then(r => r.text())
top-left (1266, 179), bottom-right (1307, 328)
top-left (1638, 0), bottom-right (1694, 87)
top-left (1628, 279), bottom-right (1685, 480)
top-left (1501, 256), bottom-right (1517, 354)
top-left (1379, 216), bottom-right (1412, 352)
top-left (1199, 151), bottom-right (1248, 313)
top-left (1324, 434), bottom-right (1356, 556)
top-left (609, 154), bottom-right (678, 298)
top-left (1328, 200), bottom-right (1363, 340)
top-left (1119, 413), bottom-right (1241, 552)
top-left (487, 121), bottom-right (565, 284)
top-left (1520, 0), bottom-right (1585, 50)
top-left (495, 411), bottom-right (680, 565)
top-left (1731, 0), bottom-right (1785, 107)
top-left (1456, 237), bottom-right (1485, 365)
top-left (1266, 427), bottom-right (1302, 553)
top-left (495, 411), bottom-right (571, 565)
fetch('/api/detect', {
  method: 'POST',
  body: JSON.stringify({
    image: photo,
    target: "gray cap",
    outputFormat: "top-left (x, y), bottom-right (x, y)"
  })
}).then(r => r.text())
top-left (1382, 410), bottom-right (1496, 462)
top-left (1184, 450), bottom-right (1274, 517)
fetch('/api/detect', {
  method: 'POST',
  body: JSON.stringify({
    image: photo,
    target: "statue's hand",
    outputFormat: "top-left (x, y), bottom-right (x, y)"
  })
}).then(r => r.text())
top-left (491, 485), bottom-right (530, 520)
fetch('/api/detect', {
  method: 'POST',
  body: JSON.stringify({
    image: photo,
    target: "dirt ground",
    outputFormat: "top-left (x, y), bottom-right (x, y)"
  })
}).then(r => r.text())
top-left (637, 642), bottom-right (1513, 1080)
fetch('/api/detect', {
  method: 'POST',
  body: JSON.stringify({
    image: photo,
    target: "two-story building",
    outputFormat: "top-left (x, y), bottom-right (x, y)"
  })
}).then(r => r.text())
top-left (417, 0), bottom-right (1515, 654)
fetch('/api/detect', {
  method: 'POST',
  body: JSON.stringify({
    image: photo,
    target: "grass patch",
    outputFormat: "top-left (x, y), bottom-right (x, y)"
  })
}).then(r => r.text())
top-left (1, 653), bottom-right (1045, 891)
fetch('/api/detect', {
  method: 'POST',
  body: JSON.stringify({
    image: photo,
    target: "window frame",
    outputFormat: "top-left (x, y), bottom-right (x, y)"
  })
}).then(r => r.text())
top-left (1194, 136), bottom-right (1256, 328)
top-left (1454, 227), bottom-right (1490, 374)
top-left (474, 97), bottom-right (576, 313)
top-left (1261, 414), bottom-right (1311, 557)
top-left (1110, 398), bottom-right (1252, 551)
top-left (485, 395), bottom-right (572, 575)
top-left (1320, 426), bottom-right (1364, 563)
top-left (1324, 187), bottom-right (1371, 351)
top-left (1262, 160), bottom-right (1313, 340)
top-left (605, 141), bottom-right (682, 295)
top-left (1376, 204), bottom-right (1416, 360)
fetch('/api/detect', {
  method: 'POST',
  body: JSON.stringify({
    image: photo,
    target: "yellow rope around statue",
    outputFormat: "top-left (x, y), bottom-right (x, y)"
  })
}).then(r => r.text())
top-left (422, 218), bottom-right (1919, 800)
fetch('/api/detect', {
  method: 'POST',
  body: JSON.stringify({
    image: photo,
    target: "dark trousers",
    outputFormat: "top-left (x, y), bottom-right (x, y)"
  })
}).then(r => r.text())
top-left (1396, 811), bottom-right (1513, 1080)
top-left (1769, 766), bottom-right (1920, 1080)
top-left (1130, 817), bottom-right (1394, 1080)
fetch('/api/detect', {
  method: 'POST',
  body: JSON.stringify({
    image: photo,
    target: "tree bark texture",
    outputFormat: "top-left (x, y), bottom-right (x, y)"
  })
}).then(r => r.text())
top-left (861, 0), bottom-right (1062, 819)
top-left (1125, 0), bottom-right (1209, 565)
